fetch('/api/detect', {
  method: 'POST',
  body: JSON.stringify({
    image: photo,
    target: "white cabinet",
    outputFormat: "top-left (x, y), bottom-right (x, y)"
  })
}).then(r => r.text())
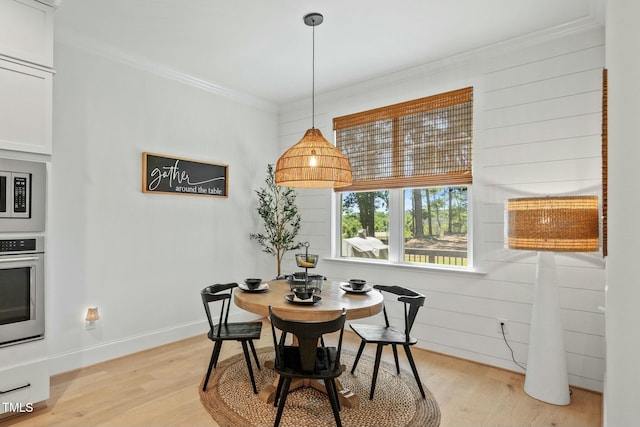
top-left (0, 0), bottom-right (54, 155)
top-left (0, 359), bottom-right (49, 416)
top-left (0, 58), bottom-right (52, 154)
top-left (0, 0), bottom-right (54, 68)
top-left (0, 0), bottom-right (52, 417)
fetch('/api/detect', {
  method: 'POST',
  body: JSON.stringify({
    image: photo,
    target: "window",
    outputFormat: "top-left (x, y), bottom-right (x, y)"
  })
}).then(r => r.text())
top-left (402, 187), bottom-right (468, 266)
top-left (340, 190), bottom-right (390, 259)
top-left (334, 88), bottom-right (473, 268)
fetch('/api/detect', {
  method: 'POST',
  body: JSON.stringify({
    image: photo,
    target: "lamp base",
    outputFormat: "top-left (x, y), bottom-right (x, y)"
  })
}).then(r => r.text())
top-left (524, 251), bottom-right (571, 405)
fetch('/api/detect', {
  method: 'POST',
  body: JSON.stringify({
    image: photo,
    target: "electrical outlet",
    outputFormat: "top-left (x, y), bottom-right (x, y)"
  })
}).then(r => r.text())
top-left (496, 318), bottom-right (509, 335)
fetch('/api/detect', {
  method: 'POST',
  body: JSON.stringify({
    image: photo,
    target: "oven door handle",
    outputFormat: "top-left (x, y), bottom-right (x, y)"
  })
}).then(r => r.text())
top-left (0, 256), bottom-right (39, 263)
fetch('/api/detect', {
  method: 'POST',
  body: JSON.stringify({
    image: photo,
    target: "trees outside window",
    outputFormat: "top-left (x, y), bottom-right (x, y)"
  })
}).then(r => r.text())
top-left (340, 187), bottom-right (467, 266)
top-left (403, 187), bottom-right (467, 266)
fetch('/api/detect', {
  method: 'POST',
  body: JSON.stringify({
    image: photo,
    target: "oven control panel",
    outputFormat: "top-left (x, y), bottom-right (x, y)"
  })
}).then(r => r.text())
top-left (0, 238), bottom-right (37, 253)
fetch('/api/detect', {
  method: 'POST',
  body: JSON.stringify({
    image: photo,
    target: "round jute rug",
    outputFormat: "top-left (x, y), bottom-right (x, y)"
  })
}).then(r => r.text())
top-left (199, 347), bottom-right (440, 427)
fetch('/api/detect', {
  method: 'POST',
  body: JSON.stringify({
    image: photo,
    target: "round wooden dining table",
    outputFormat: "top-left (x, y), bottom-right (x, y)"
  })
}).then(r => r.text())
top-left (234, 279), bottom-right (384, 408)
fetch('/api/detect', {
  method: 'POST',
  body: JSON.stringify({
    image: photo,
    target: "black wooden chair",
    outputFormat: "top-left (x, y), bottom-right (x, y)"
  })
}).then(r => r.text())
top-left (201, 283), bottom-right (262, 393)
top-left (269, 306), bottom-right (347, 427)
top-left (349, 285), bottom-right (426, 400)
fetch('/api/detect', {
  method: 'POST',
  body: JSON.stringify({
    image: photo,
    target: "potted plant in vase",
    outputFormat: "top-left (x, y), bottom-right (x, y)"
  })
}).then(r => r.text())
top-left (250, 164), bottom-right (303, 277)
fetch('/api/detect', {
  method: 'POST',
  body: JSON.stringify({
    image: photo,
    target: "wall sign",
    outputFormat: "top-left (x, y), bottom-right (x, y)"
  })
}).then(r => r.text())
top-left (142, 152), bottom-right (228, 198)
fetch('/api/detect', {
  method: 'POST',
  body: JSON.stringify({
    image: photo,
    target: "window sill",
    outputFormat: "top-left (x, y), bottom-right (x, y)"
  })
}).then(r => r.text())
top-left (323, 257), bottom-right (487, 276)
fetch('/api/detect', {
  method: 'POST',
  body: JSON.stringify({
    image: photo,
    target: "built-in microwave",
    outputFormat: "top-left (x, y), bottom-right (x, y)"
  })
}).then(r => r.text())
top-left (0, 171), bottom-right (31, 219)
top-left (0, 159), bottom-right (45, 232)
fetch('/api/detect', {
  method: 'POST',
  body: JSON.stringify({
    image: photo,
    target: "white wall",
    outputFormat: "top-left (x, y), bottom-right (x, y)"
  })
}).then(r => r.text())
top-left (604, 0), bottom-right (640, 424)
top-left (279, 26), bottom-right (606, 391)
top-left (46, 13), bottom-right (609, 396)
top-left (48, 41), bottom-right (278, 374)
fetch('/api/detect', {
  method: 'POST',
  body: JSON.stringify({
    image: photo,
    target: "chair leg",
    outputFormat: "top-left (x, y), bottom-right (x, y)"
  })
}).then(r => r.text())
top-left (241, 340), bottom-right (258, 394)
top-left (274, 376), bottom-right (284, 407)
top-left (203, 341), bottom-right (222, 391)
top-left (392, 344), bottom-right (400, 374)
top-left (249, 339), bottom-right (261, 369)
top-left (350, 340), bottom-right (366, 374)
top-left (332, 379), bottom-right (341, 412)
top-left (212, 341), bottom-right (223, 367)
top-left (325, 378), bottom-right (343, 427)
top-left (369, 344), bottom-right (384, 400)
top-left (324, 378), bottom-right (341, 412)
top-left (403, 345), bottom-right (426, 399)
top-left (274, 376), bottom-right (292, 427)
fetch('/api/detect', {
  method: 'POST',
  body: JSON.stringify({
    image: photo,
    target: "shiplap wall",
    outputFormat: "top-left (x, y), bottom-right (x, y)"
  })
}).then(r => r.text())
top-left (480, 28), bottom-right (605, 392)
top-left (278, 26), bottom-right (605, 391)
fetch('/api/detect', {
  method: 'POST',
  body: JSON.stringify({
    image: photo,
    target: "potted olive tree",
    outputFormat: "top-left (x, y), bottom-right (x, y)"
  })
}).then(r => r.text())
top-left (250, 164), bottom-right (303, 277)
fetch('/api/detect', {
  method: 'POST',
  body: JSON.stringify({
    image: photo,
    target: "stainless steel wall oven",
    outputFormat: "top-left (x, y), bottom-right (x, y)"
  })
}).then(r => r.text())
top-left (0, 236), bottom-right (44, 347)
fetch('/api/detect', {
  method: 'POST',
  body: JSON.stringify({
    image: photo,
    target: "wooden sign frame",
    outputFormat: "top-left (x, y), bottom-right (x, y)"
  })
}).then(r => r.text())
top-left (142, 152), bottom-right (228, 198)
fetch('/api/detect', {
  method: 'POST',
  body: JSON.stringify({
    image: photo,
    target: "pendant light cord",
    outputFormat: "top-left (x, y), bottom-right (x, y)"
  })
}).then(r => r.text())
top-left (311, 20), bottom-right (315, 129)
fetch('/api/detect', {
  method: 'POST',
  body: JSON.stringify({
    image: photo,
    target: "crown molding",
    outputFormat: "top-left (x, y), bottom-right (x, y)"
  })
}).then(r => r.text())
top-left (307, 13), bottom-right (605, 109)
top-left (373, 16), bottom-right (603, 87)
top-left (55, 28), bottom-right (279, 113)
top-left (36, 0), bottom-right (59, 7)
top-left (55, 9), bottom-right (603, 114)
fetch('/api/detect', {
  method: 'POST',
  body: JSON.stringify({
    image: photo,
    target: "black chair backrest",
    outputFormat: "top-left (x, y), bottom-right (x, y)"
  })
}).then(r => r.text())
top-left (201, 283), bottom-right (238, 337)
top-left (373, 285), bottom-right (425, 339)
top-left (269, 306), bottom-right (347, 372)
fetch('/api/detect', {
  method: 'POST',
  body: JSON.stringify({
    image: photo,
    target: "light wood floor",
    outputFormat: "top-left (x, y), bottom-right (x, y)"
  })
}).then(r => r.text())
top-left (1, 319), bottom-right (602, 427)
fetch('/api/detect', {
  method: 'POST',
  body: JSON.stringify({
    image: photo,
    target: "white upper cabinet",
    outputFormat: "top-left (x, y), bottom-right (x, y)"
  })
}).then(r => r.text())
top-left (0, 0), bottom-right (54, 68)
top-left (0, 0), bottom-right (54, 154)
top-left (0, 58), bottom-right (52, 154)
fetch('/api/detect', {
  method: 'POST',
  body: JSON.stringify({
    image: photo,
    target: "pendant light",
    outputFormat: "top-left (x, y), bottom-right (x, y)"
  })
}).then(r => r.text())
top-left (275, 12), bottom-right (352, 188)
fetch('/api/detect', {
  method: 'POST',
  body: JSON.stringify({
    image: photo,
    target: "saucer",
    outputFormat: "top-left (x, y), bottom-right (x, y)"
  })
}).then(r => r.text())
top-left (339, 282), bottom-right (372, 293)
top-left (238, 282), bottom-right (269, 292)
top-left (284, 294), bottom-right (321, 305)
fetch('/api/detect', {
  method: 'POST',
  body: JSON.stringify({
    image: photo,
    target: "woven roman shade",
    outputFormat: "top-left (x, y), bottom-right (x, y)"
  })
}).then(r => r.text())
top-left (505, 196), bottom-right (599, 252)
top-left (333, 87), bottom-right (473, 192)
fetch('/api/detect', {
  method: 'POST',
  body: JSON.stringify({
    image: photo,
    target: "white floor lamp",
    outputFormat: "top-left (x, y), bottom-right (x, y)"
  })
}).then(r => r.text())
top-left (505, 196), bottom-right (599, 405)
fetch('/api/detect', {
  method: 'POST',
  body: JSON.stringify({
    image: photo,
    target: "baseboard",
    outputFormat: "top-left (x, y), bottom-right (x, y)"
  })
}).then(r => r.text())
top-left (417, 344), bottom-right (604, 396)
top-left (48, 311), bottom-right (260, 375)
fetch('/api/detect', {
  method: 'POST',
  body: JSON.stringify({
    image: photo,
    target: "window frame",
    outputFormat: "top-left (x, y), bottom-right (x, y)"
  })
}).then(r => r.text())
top-left (330, 87), bottom-right (476, 271)
top-left (332, 186), bottom-right (474, 271)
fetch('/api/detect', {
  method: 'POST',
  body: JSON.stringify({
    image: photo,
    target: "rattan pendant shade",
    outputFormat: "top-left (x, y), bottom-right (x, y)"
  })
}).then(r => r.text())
top-left (505, 196), bottom-right (599, 252)
top-left (275, 128), bottom-right (352, 188)
top-left (275, 12), bottom-right (352, 189)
